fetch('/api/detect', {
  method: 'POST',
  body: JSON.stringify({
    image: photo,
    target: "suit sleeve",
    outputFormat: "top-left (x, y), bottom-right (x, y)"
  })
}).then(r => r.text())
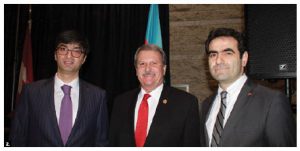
top-left (265, 92), bottom-right (296, 146)
top-left (95, 90), bottom-right (109, 146)
top-left (9, 85), bottom-right (30, 146)
top-left (182, 96), bottom-right (201, 146)
top-left (108, 97), bottom-right (119, 147)
top-left (199, 98), bottom-right (210, 147)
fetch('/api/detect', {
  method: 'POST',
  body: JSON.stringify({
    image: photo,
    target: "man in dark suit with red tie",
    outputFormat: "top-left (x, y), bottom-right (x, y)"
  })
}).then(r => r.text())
top-left (109, 44), bottom-right (200, 147)
top-left (200, 28), bottom-right (296, 147)
top-left (9, 30), bottom-right (109, 146)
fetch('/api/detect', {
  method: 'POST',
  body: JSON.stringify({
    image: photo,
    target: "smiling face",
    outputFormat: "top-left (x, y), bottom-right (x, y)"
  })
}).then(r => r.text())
top-left (208, 36), bottom-right (248, 89)
top-left (136, 50), bottom-right (166, 93)
top-left (55, 43), bottom-right (86, 76)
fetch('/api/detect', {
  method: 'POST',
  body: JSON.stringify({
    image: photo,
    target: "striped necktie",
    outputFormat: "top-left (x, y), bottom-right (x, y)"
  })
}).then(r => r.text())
top-left (211, 91), bottom-right (227, 147)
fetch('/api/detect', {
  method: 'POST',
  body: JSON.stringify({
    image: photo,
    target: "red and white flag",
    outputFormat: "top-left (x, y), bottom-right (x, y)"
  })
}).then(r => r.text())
top-left (16, 21), bottom-right (34, 105)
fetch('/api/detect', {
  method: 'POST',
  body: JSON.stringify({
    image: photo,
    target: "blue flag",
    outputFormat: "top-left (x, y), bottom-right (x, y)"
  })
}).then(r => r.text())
top-left (145, 4), bottom-right (163, 48)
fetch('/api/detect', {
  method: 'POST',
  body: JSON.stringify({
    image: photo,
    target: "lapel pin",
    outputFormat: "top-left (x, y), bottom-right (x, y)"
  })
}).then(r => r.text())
top-left (163, 99), bottom-right (168, 104)
top-left (247, 92), bottom-right (253, 96)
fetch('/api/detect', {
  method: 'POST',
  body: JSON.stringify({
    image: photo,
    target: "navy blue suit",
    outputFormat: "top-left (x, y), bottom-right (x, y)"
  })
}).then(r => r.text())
top-left (9, 78), bottom-right (109, 146)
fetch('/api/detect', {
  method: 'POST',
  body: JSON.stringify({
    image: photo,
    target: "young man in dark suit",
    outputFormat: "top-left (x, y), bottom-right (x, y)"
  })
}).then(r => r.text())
top-left (9, 30), bottom-right (109, 146)
top-left (109, 44), bottom-right (200, 147)
top-left (201, 28), bottom-right (296, 147)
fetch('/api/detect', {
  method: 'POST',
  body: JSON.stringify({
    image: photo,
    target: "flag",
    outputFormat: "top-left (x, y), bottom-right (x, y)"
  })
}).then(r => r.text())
top-left (145, 4), bottom-right (163, 48)
top-left (16, 20), bottom-right (34, 105)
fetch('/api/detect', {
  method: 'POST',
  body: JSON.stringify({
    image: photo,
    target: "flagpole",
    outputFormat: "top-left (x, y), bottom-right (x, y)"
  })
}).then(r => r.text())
top-left (10, 5), bottom-right (21, 112)
top-left (28, 5), bottom-right (32, 31)
top-left (11, 5), bottom-right (32, 111)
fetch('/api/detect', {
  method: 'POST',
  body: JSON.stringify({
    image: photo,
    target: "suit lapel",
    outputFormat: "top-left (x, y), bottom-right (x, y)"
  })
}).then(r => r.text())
top-left (129, 88), bottom-right (140, 146)
top-left (42, 78), bottom-right (64, 146)
top-left (204, 94), bottom-right (217, 123)
top-left (221, 79), bottom-right (256, 142)
top-left (66, 79), bottom-right (87, 145)
top-left (144, 85), bottom-right (170, 146)
top-left (203, 94), bottom-right (217, 147)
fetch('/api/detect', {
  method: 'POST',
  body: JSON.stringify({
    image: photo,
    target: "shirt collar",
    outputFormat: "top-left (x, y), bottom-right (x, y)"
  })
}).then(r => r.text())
top-left (140, 83), bottom-right (164, 101)
top-left (218, 74), bottom-right (248, 95)
top-left (54, 73), bottom-right (79, 92)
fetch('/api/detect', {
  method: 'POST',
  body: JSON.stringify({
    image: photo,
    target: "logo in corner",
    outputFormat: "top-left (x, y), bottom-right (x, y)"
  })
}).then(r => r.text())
top-left (279, 64), bottom-right (288, 71)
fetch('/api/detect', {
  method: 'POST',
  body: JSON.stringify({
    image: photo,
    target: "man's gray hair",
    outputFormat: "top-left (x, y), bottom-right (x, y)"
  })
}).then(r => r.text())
top-left (134, 44), bottom-right (167, 67)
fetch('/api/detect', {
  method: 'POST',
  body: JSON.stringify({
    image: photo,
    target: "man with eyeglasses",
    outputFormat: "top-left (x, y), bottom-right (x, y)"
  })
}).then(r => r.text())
top-left (9, 30), bottom-right (109, 147)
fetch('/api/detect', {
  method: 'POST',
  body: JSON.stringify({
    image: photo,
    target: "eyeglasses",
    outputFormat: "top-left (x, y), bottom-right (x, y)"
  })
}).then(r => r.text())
top-left (56, 46), bottom-right (84, 58)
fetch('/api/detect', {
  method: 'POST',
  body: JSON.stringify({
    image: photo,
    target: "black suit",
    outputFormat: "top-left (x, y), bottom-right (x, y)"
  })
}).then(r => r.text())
top-left (200, 79), bottom-right (296, 147)
top-left (9, 78), bottom-right (109, 146)
top-left (109, 85), bottom-right (201, 147)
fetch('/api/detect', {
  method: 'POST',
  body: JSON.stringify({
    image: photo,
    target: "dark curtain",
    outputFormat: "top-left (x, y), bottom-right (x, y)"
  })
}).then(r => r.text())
top-left (4, 4), bottom-right (170, 140)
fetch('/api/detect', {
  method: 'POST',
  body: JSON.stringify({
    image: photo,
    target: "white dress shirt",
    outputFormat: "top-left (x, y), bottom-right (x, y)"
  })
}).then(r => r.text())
top-left (54, 74), bottom-right (79, 126)
top-left (206, 74), bottom-right (248, 146)
top-left (134, 84), bottom-right (163, 135)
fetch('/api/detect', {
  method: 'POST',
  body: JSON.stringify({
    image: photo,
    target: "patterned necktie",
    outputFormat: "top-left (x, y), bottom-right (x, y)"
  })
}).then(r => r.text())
top-left (135, 94), bottom-right (151, 147)
top-left (59, 85), bottom-right (73, 145)
top-left (211, 91), bottom-right (227, 147)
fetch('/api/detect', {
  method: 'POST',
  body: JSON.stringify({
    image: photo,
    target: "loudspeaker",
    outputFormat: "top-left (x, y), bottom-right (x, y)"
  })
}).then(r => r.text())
top-left (245, 4), bottom-right (296, 79)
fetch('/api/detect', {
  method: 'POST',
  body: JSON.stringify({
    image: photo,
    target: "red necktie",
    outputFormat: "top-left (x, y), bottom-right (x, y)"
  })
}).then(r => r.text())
top-left (135, 94), bottom-right (151, 147)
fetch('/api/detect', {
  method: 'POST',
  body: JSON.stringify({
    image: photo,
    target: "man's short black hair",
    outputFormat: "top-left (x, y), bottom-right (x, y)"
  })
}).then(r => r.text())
top-left (205, 28), bottom-right (246, 58)
top-left (55, 30), bottom-right (89, 55)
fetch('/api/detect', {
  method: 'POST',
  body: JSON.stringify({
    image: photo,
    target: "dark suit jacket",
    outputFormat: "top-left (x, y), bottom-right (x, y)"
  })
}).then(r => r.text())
top-left (109, 85), bottom-right (201, 147)
top-left (9, 78), bottom-right (109, 146)
top-left (200, 79), bottom-right (296, 147)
